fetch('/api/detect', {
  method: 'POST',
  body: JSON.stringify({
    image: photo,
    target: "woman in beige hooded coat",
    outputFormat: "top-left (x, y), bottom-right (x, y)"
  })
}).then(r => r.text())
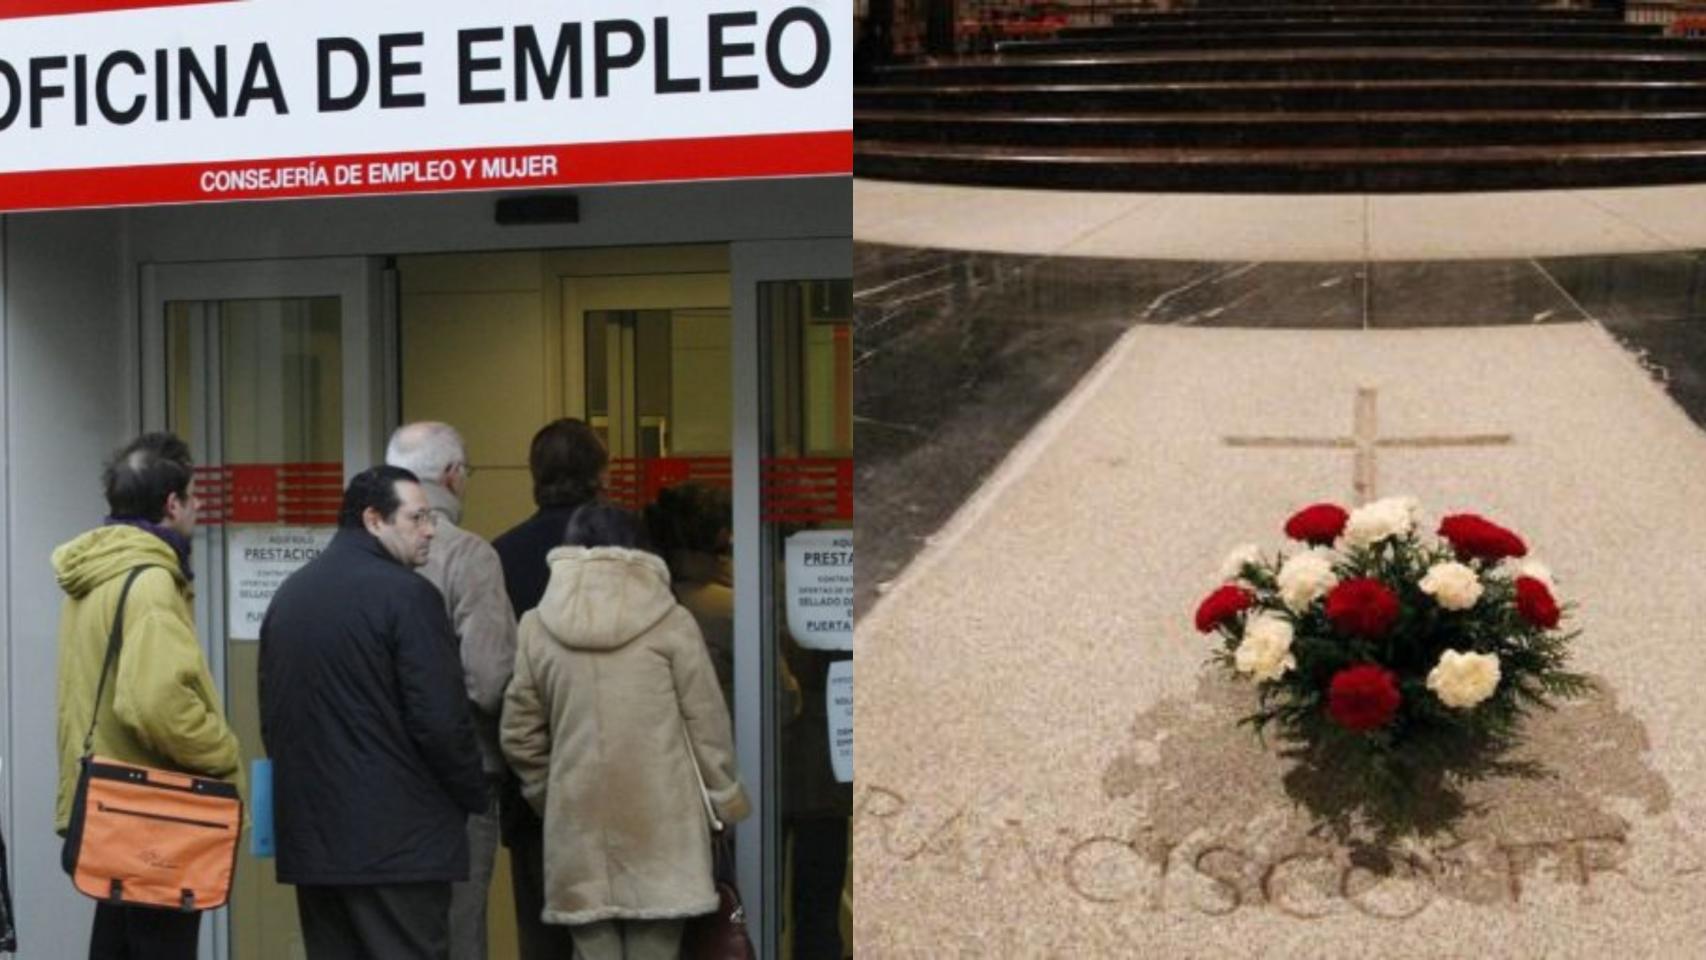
top-left (500, 503), bottom-right (749, 960)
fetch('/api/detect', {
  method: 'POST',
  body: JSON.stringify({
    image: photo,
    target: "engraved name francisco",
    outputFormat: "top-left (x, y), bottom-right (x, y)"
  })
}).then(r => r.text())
top-left (858, 671), bottom-right (1702, 922)
top-left (858, 785), bottom-right (1704, 921)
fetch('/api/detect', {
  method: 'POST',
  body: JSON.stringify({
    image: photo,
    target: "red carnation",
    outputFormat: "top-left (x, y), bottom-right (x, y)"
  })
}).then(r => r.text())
top-left (1327, 664), bottom-right (1402, 731)
top-left (1285, 503), bottom-right (1349, 546)
top-left (1514, 576), bottom-right (1560, 629)
top-left (1438, 514), bottom-right (1527, 562)
top-left (1324, 578), bottom-right (1401, 638)
top-left (1195, 585), bottom-right (1255, 633)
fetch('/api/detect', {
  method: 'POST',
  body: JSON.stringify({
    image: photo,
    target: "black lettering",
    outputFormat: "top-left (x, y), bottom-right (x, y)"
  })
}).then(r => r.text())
top-left (96, 51), bottom-right (145, 125)
top-left (237, 43), bottom-right (287, 116)
top-left (652, 17), bottom-right (698, 94)
top-left (73, 54), bottom-right (87, 126)
top-left (29, 55), bottom-right (66, 129)
top-left (767, 6), bottom-right (831, 90)
top-left (178, 45), bottom-right (228, 120)
top-left (593, 19), bottom-right (644, 98)
top-left (457, 27), bottom-right (505, 104)
top-left (378, 32), bottom-right (425, 109)
top-left (154, 48), bottom-right (168, 121)
top-left (317, 37), bottom-right (369, 112)
top-left (0, 60), bottom-right (17, 130)
top-left (708, 12), bottom-right (759, 91)
top-left (515, 23), bottom-right (581, 101)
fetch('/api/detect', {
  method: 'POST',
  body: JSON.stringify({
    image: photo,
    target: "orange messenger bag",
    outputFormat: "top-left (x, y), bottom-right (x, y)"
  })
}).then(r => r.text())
top-left (61, 565), bottom-right (242, 912)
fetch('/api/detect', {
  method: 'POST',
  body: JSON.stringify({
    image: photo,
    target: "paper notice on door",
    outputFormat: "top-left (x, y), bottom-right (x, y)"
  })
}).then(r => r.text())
top-left (827, 660), bottom-right (852, 784)
top-left (784, 530), bottom-right (853, 651)
top-left (227, 526), bottom-right (334, 640)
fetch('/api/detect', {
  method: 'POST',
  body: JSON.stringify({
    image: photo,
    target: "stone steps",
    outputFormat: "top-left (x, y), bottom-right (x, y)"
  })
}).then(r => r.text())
top-left (854, 138), bottom-right (1706, 192)
top-left (855, 1), bottom-right (1706, 191)
top-left (1007, 32), bottom-right (1689, 54)
top-left (1059, 18), bottom-right (1652, 36)
top-left (857, 79), bottom-right (1706, 112)
top-left (856, 108), bottom-right (1706, 149)
top-left (874, 49), bottom-right (1706, 84)
top-left (1111, 4), bottom-right (1620, 19)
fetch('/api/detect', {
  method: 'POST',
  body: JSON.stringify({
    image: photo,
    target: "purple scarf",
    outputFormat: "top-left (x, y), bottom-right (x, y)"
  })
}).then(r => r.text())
top-left (105, 516), bottom-right (194, 582)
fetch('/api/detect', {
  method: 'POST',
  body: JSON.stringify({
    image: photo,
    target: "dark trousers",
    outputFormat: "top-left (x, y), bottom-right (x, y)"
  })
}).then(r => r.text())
top-left (791, 818), bottom-right (849, 960)
top-left (500, 779), bottom-right (575, 960)
top-left (89, 902), bottom-right (201, 960)
top-left (296, 883), bottom-right (451, 960)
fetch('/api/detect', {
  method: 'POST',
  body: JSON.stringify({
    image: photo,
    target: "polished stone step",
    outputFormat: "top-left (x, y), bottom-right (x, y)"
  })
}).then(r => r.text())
top-left (873, 49), bottom-right (1706, 85)
top-left (855, 108), bottom-right (1706, 148)
top-left (1003, 31), bottom-right (1690, 54)
top-left (1055, 17), bottom-right (1663, 38)
top-left (1111, 4), bottom-right (1619, 20)
top-left (853, 138), bottom-right (1706, 191)
top-left (857, 79), bottom-right (1706, 112)
top-left (1184, 0), bottom-right (1611, 6)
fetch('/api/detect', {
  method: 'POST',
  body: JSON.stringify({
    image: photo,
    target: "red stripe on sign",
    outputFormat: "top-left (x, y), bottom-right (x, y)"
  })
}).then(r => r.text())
top-left (0, 0), bottom-right (233, 19)
top-left (0, 131), bottom-right (852, 213)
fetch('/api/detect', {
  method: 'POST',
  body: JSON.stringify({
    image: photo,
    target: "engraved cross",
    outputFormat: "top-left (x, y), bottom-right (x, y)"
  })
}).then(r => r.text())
top-left (1223, 386), bottom-right (1513, 505)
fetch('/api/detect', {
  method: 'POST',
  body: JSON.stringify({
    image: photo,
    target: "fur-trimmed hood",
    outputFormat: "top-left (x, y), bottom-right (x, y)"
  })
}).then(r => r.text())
top-left (536, 546), bottom-right (676, 652)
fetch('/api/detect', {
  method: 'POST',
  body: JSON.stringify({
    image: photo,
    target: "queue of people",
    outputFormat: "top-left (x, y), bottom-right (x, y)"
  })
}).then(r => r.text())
top-left (52, 422), bottom-right (747, 960)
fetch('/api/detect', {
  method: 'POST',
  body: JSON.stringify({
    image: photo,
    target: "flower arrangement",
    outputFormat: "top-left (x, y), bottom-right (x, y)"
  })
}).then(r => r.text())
top-left (1195, 497), bottom-right (1589, 819)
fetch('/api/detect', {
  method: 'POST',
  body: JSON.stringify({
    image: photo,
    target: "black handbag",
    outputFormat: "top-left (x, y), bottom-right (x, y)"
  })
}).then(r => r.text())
top-left (682, 830), bottom-right (753, 960)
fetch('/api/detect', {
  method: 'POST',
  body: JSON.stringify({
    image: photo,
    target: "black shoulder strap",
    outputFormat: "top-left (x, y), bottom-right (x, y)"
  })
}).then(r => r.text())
top-left (80, 565), bottom-right (163, 759)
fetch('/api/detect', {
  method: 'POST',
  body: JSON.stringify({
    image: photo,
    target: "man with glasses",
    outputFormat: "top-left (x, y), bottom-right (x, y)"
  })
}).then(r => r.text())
top-left (385, 422), bottom-right (517, 960)
top-left (260, 465), bottom-right (487, 960)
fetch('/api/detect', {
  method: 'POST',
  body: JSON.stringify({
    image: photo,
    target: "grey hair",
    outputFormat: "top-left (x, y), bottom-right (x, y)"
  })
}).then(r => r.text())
top-left (385, 421), bottom-right (466, 482)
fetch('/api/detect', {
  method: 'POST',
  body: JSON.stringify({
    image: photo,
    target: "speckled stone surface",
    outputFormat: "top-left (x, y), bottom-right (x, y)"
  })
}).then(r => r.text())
top-left (855, 323), bottom-right (1706, 957)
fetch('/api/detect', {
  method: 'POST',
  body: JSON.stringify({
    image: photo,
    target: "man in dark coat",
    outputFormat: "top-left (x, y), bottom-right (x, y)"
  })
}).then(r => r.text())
top-left (490, 417), bottom-right (605, 959)
top-left (260, 465), bottom-right (487, 960)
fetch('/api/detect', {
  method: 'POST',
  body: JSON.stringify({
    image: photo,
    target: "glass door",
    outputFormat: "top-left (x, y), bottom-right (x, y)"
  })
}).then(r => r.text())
top-left (731, 239), bottom-right (854, 960)
top-left (143, 258), bottom-right (384, 960)
top-left (562, 272), bottom-right (731, 507)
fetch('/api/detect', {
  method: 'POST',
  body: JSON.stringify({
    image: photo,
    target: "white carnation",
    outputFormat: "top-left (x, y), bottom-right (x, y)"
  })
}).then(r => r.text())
top-left (1419, 562), bottom-right (1483, 611)
top-left (1218, 543), bottom-right (1263, 583)
top-left (1276, 549), bottom-right (1340, 613)
top-left (1515, 559), bottom-right (1556, 588)
top-left (1427, 650), bottom-right (1501, 709)
top-left (1235, 615), bottom-right (1296, 683)
top-left (1341, 496), bottom-right (1420, 549)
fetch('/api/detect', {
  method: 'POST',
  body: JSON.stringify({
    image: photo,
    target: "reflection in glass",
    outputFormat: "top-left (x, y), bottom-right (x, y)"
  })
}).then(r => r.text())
top-left (762, 279), bottom-right (853, 960)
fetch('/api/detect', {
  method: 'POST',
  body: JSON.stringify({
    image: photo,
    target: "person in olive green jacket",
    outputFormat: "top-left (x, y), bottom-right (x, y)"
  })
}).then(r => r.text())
top-left (54, 432), bottom-right (241, 960)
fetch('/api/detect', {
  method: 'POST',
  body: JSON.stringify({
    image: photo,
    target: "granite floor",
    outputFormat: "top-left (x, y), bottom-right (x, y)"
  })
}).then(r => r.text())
top-left (855, 322), bottom-right (1706, 957)
top-left (855, 244), bottom-right (1706, 616)
top-left (855, 180), bottom-right (1706, 261)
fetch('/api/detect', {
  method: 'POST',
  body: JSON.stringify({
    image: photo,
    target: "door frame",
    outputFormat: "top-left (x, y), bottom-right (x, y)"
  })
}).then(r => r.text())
top-left (138, 255), bottom-right (387, 960)
top-left (728, 238), bottom-right (852, 957)
top-left (559, 270), bottom-right (732, 445)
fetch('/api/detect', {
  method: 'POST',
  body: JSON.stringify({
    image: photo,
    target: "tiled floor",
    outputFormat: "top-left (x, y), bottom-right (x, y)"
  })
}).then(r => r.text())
top-left (855, 240), bottom-right (1706, 616)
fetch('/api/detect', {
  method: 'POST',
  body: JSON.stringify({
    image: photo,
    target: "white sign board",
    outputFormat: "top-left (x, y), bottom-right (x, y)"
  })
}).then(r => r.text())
top-left (826, 659), bottom-right (851, 784)
top-left (227, 526), bottom-right (333, 640)
top-left (0, 0), bottom-right (851, 212)
top-left (785, 529), bottom-right (852, 651)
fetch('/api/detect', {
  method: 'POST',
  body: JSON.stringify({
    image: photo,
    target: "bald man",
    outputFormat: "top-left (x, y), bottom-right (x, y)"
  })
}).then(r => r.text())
top-left (386, 422), bottom-right (517, 960)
